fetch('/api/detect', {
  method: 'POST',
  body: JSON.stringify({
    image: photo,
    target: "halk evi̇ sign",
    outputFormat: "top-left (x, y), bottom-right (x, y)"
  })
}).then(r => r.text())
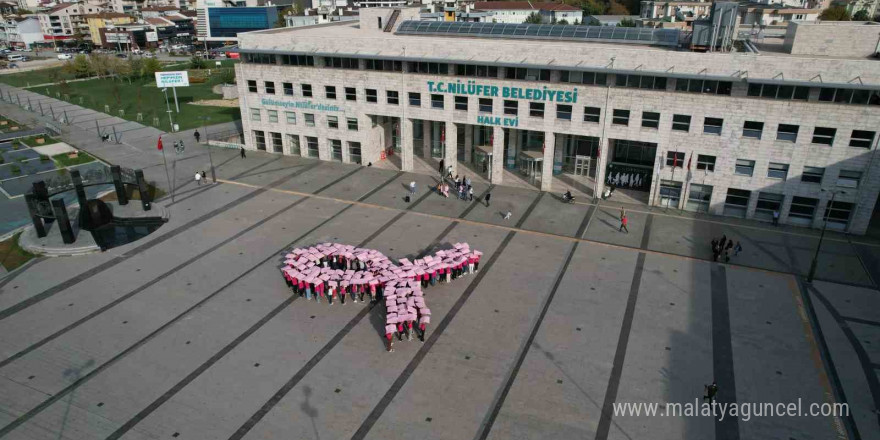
top-left (155, 71), bottom-right (190, 88)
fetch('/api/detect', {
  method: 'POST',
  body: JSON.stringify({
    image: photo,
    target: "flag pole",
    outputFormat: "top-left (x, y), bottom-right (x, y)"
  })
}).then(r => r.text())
top-left (160, 136), bottom-right (174, 203)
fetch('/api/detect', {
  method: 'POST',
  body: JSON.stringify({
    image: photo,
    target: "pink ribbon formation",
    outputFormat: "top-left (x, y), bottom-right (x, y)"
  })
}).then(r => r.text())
top-left (280, 242), bottom-right (483, 349)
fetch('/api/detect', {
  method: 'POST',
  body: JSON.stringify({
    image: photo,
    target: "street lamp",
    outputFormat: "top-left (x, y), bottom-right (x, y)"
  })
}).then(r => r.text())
top-left (198, 115), bottom-right (216, 183)
top-left (161, 87), bottom-right (174, 131)
top-left (807, 188), bottom-right (846, 283)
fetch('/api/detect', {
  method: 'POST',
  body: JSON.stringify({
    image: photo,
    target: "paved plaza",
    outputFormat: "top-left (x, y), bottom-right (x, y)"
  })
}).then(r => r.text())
top-left (0, 86), bottom-right (878, 440)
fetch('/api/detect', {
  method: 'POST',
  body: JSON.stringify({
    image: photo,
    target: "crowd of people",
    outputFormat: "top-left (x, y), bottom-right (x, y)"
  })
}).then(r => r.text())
top-left (280, 242), bottom-right (482, 352)
top-left (711, 235), bottom-right (742, 263)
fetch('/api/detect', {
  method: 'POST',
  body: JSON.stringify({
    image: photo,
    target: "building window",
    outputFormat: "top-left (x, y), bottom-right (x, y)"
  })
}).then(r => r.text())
top-left (849, 130), bottom-right (875, 148)
top-left (253, 130), bottom-right (266, 150)
top-left (818, 87), bottom-right (880, 105)
top-left (641, 111), bottom-right (660, 129)
top-left (247, 80), bottom-right (257, 93)
top-left (283, 82), bottom-right (293, 96)
top-left (556, 104), bottom-right (572, 121)
top-left (671, 114), bottom-right (690, 132)
top-left (455, 64), bottom-right (498, 78)
top-left (267, 110), bottom-right (278, 123)
top-left (584, 106), bottom-right (600, 123)
top-left (777, 124), bottom-right (799, 142)
top-left (409, 92), bottom-right (421, 107)
top-left (281, 55), bottom-right (314, 66)
top-left (328, 115), bottom-right (338, 129)
top-left (824, 201), bottom-right (854, 229)
top-left (735, 159), bottom-right (755, 176)
top-left (363, 89), bottom-right (376, 103)
top-left (696, 154), bottom-right (715, 171)
top-left (305, 113), bottom-right (315, 127)
top-left (305, 136), bottom-right (319, 157)
top-left (560, 71), bottom-right (607, 86)
top-left (675, 79), bottom-right (732, 95)
top-left (837, 170), bottom-right (862, 188)
top-left (302, 84), bottom-right (313, 98)
top-left (703, 117), bottom-right (723, 135)
top-left (685, 183), bottom-right (713, 213)
top-left (530, 102), bottom-right (545, 118)
top-left (347, 117), bottom-right (358, 131)
top-left (387, 90), bottom-right (399, 105)
top-left (658, 180), bottom-right (682, 208)
top-left (788, 196), bottom-right (818, 226)
top-left (325, 86), bottom-right (336, 99)
top-left (666, 151), bottom-right (685, 167)
top-left (264, 81), bottom-right (275, 94)
top-left (455, 96), bottom-right (468, 111)
top-left (270, 132), bottom-right (283, 153)
top-left (245, 53), bottom-right (275, 64)
top-left (479, 98), bottom-right (493, 113)
top-left (409, 62), bottom-right (448, 74)
top-left (743, 121), bottom-right (764, 139)
top-left (431, 94), bottom-right (444, 109)
top-left (615, 74), bottom-right (667, 90)
top-left (612, 109), bottom-right (629, 125)
top-left (504, 100), bottom-right (518, 116)
top-left (324, 57), bottom-right (358, 69)
top-left (755, 192), bottom-right (784, 222)
top-left (506, 67), bottom-right (550, 81)
top-left (747, 83), bottom-right (810, 101)
top-left (724, 188), bottom-right (751, 218)
top-left (345, 87), bottom-right (356, 101)
top-left (801, 166), bottom-right (824, 183)
top-left (348, 141), bottom-right (362, 164)
top-left (811, 127), bottom-right (836, 145)
top-left (249, 108), bottom-right (260, 121)
top-left (365, 59), bottom-right (402, 71)
top-left (767, 162), bottom-right (789, 180)
top-left (283, 112), bottom-right (296, 125)
top-left (330, 139), bottom-right (342, 161)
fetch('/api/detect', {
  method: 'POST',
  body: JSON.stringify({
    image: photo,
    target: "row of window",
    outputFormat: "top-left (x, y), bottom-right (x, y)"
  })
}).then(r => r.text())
top-left (242, 53), bottom-right (880, 105)
top-left (251, 130), bottom-right (362, 164)
top-left (249, 80), bottom-right (877, 148)
top-left (249, 107), bottom-right (359, 131)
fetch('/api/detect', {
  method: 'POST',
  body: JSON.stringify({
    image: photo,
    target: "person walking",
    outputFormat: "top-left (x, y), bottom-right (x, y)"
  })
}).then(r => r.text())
top-left (446, 165), bottom-right (453, 181)
top-left (704, 381), bottom-right (719, 404)
top-left (409, 181), bottom-right (416, 195)
top-left (619, 214), bottom-right (629, 233)
top-left (193, 130), bottom-right (201, 144)
top-left (439, 159), bottom-right (445, 176)
top-left (503, 211), bottom-right (512, 220)
top-left (194, 171), bottom-right (202, 185)
top-left (719, 234), bottom-right (727, 250)
top-left (734, 241), bottom-right (742, 256)
top-left (468, 186), bottom-right (474, 202)
top-left (772, 210), bottom-right (780, 226)
top-left (240, 147), bottom-right (246, 159)
top-left (201, 170), bottom-right (207, 183)
top-left (711, 239), bottom-right (719, 262)
top-left (484, 191), bottom-right (491, 207)
top-left (724, 240), bottom-right (733, 262)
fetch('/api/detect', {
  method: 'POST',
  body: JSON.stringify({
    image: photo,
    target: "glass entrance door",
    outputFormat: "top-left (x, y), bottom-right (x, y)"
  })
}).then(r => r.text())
top-left (574, 155), bottom-right (590, 176)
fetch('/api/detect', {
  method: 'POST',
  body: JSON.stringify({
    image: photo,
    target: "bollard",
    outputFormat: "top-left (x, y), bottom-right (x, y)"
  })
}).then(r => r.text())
top-left (135, 169), bottom-right (151, 211)
top-left (112, 125), bottom-right (119, 144)
top-left (51, 198), bottom-right (75, 244)
top-left (95, 120), bottom-right (101, 139)
top-left (24, 194), bottom-right (46, 238)
top-left (110, 165), bottom-right (128, 205)
top-left (38, 101), bottom-right (44, 116)
top-left (70, 169), bottom-right (88, 209)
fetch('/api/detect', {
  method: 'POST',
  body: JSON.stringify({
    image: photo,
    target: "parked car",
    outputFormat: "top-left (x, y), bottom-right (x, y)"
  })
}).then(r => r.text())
top-left (7, 63), bottom-right (17, 69)
top-left (57, 53), bottom-right (72, 60)
top-left (7, 54), bottom-right (23, 62)
top-left (115, 53), bottom-right (127, 59)
top-left (142, 52), bottom-right (155, 58)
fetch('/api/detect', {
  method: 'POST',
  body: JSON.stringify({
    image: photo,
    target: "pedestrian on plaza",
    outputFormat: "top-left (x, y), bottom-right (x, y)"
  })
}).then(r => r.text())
top-left (439, 159), bottom-right (445, 176)
top-left (734, 241), bottom-right (742, 256)
top-left (724, 240), bottom-right (733, 262)
top-left (193, 130), bottom-right (201, 144)
top-left (704, 381), bottom-right (719, 404)
top-left (465, 176), bottom-right (471, 188)
top-left (482, 157), bottom-right (488, 173)
top-left (409, 181), bottom-right (416, 195)
top-left (485, 191), bottom-right (491, 207)
top-left (201, 170), bottom-right (207, 182)
top-left (620, 207), bottom-right (626, 222)
top-left (194, 171), bottom-right (202, 185)
top-left (469, 186), bottom-right (474, 201)
top-left (418, 316), bottom-right (430, 342)
top-left (772, 210), bottom-right (780, 226)
top-left (711, 239), bottom-right (719, 262)
top-left (504, 210), bottom-right (512, 220)
top-left (385, 326), bottom-right (395, 352)
top-left (446, 165), bottom-right (453, 181)
top-left (240, 147), bottom-right (246, 158)
top-left (719, 234), bottom-right (727, 250)
top-left (619, 214), bottom-right (629, 233)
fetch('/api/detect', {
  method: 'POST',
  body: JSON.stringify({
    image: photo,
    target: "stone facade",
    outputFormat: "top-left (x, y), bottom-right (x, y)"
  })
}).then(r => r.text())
top-left (783, 21), bottom-right (880, 58)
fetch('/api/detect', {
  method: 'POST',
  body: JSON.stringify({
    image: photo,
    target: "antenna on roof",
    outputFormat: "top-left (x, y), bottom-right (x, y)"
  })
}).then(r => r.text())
top-left (849, 76), bottom-right (864, 84)
top-left (666, 66), bottom-right (675, 72)
top-left (772, 72), bottom-right (784, 79)
top-left (698, 67), bottom-right (707, 75)
top-left (809, 74), bottom-right (822, 82)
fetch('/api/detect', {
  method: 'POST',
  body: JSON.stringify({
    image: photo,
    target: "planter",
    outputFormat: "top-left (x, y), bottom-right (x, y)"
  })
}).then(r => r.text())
top-left (35, 138), bottom-right (44, 144)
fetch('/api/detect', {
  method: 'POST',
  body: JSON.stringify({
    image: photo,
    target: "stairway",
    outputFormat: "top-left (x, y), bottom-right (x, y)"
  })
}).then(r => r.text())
top-left (384, 9), bottom-right (400, 32)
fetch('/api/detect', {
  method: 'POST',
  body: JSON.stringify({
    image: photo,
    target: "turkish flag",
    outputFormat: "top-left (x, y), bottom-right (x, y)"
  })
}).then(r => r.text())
top-left (686, 153), bottom-right (691, 171)
top-left (157, 136), bottom-right (163, 151)
top-left (672, 153), bottom-right (678, 168)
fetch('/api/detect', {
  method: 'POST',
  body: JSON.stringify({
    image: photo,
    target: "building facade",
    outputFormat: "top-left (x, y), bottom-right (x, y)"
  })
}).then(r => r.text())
top-left (0, 17), bottom-right (43, 48)
top-left (235, 7), bottom-right (880, 234)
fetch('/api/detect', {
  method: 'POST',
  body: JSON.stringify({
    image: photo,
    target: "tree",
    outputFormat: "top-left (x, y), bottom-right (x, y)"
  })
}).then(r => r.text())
top-left (617, 17), bottom-right (637, 27)
top-left (557, 18), bottom-right (569, 25)
top-left (524, 12), bottom-right (543, 23)
top-left (66, 54), bottom-right (92, 78)
top-left (127, 57), bottom-right (143, 80)
top-left (142, 57), bottom-right (161, 77)
top-left (220, 67), bottom-right (235, 84)
top-left (582, 0), bottom-right (607, 16)
top-left (276, 5), bottom-right (302, 27)
top-left (189, 55), bottom-right (207, 69)
top-left (820, 5), bottom-right (851, 20)
top-left (572, 18), bottom-right (580, 25)
top-left (853, 9), bottom-right (869, 20)
top-left (607, 1), bottom-right (630, 15)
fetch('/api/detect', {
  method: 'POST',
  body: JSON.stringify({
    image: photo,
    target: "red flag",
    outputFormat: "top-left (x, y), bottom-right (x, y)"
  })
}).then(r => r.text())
top-left (672, 153), bottom-right (678, 168)
top-left (686, 153), bottom-right (691, 171)
top-left (157, 136), bottom-right (163, 151)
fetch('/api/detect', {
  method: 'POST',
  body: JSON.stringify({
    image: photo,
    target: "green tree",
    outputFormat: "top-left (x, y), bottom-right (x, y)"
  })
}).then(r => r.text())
top-left (557, 18), bottom-right (569, 25)
top-left (853, 9), bottom-right (869, 20)
top-left (524, 12), bottom-right (543, 23)
top-left (142, 57), bottom-right (161, 77)
top-left (127, 57), bottom-right (143, 80)
top-left (617, 17), bottom-right (637, 27)
top-left (820, 5), bottom-right (851, 20)
top-left (189, 55), bottom-right (207, 69)
top-left (582, 0), bottom-right (607, 16)
top-left (67, 54), bottom-right (92, 78)
top-left (607, 1), bottom-right (630, 15)
top-left (219, 67), bottom-right (235, 84)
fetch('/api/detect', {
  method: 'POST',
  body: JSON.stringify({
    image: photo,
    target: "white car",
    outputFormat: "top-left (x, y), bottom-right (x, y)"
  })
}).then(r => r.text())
top-left (57, 53), bottom-right (72, 60)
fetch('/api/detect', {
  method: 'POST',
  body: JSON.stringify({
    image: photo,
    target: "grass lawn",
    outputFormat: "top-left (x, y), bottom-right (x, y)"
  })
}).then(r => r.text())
top-left (52, 151), bottom-right (95, 167)
top-left (42, 73), bottom-right (239, 131)
top-left (0, 67), bottom-right (78, 88)
top-left (0, 232), bottom-right (35, 271)
top-left (19, 135), bottom-right (58, 147)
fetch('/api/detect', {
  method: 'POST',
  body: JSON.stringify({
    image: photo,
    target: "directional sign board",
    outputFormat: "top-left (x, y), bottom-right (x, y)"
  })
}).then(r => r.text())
top-left (155, 71), bottom-right (190, 88)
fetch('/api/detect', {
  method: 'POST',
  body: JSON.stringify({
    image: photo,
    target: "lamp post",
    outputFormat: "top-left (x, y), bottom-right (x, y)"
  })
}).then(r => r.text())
top-left (199, 115), bottom-right (215, 183)
top-left (807, 188), bottom-right (845, 283)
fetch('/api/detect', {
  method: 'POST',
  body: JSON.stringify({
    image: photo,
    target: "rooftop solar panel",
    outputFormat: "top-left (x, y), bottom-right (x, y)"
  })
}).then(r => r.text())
top-left (395, 21), bottom-right (680, 47)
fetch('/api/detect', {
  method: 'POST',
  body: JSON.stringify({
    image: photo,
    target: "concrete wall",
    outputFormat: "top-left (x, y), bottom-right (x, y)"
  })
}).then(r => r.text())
top-left (783, 21), bottom-right (880, 57)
